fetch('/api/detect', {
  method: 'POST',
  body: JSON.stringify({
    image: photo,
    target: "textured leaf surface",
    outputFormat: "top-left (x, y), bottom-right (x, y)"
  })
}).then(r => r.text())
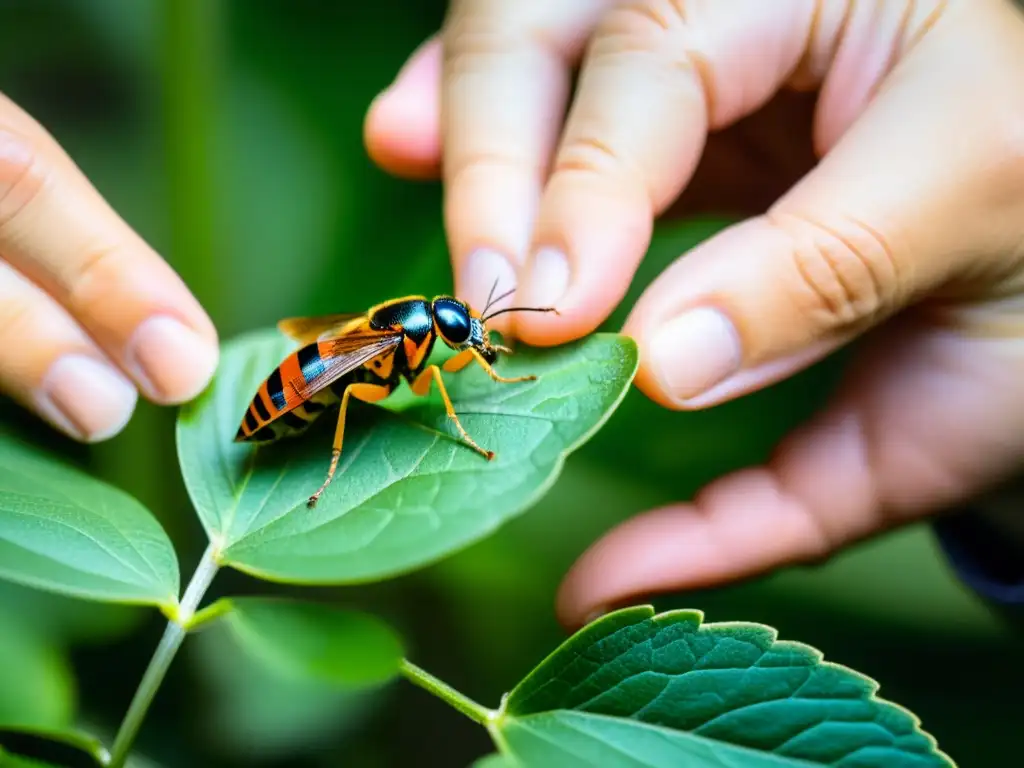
top-left (221, 597), bottom-right (403, 687)
top-left (0, 432), bottom-right (179, 609)
top-left (495, 711), bottom-right (816, 768)
top-left (500, 606), bottom-right (954, 768)
top-left (177, 329), bottom-right (637, 582)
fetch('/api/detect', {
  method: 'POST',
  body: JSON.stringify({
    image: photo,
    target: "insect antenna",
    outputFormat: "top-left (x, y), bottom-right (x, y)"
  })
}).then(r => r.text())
top-left (482, 284), bottom-right (517, 317)
top-left (482, 304), bottom-right (559, 322)
top-left (482, 278), bottom-right (500, 317)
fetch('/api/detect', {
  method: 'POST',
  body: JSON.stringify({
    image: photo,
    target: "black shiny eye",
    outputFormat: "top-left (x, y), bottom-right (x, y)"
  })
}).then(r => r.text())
top-left (434, 299), bottom-right (471, 343)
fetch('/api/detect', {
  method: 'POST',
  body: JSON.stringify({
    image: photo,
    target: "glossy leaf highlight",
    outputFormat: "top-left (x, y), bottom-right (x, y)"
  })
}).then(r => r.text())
top-left (500, 606), bottom-right (954, 768)
top-left (177, 329), bottom-right (637, 582)
top-left (220, 597), bottom-right (403, 688)
top-left (0, 433), bottom-right (179, 610)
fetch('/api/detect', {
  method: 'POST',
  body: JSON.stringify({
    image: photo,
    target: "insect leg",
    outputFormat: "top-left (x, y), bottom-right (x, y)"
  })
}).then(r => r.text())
top-left (410, 365), bottom-right (494, 460)
top-left (307, 382), bottom-right (392, 508)
top-left (442, 347), bottom-right (536, 384)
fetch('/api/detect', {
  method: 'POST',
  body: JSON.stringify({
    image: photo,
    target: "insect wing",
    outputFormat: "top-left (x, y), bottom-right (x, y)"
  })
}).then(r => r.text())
top-left (284, 331), bottom-right (403, 403)
top-left (277, 313), bottom-right (366, 344)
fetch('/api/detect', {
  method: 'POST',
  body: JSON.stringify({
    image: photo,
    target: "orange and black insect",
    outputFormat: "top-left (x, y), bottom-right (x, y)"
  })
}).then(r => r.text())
top-left (234, 285), bottom-right (557, 507)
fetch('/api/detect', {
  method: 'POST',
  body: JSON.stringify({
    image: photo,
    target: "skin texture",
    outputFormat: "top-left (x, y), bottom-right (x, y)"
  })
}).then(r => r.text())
top-left (363, 0), bottom-right (1024, 628)
top-left (0, 93), bottom-right (218, 442)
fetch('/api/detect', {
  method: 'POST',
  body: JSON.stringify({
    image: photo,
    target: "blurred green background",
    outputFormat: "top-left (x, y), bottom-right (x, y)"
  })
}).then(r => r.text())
top-left (0, 1), bottom-right (1018, 766)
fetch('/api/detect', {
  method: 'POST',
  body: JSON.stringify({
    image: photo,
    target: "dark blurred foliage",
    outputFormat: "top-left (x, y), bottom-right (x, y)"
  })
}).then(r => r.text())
top-left (0, 2), bottom-right (1018, 767)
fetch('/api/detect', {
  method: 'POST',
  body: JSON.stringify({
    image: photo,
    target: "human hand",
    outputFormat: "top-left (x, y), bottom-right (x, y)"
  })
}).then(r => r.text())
top-left (0, 93), bottom-right (217, 442)
top-left (364, 0), bottom-right (1024, 627)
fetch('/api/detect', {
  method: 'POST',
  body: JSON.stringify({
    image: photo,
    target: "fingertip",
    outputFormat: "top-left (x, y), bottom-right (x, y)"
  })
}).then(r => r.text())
top-left (556, 468), bottom-right (833, 628)
top-left (364, 89), bottom-right (441, 180)
top-left (364, 37), bottom-right (442, 179)
top-left (37, 353), bottom-right (138, 444)
top-left (555, 505), bottom-right (699, 629)
top-left (126, 315), bottom-right (219, 405)
top-left (515, 185), bottom-right (653, 347)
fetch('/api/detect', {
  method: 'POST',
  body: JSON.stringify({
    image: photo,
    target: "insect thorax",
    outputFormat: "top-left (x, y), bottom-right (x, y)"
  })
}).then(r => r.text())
top-left (369, 298), bottom-right (432, 342)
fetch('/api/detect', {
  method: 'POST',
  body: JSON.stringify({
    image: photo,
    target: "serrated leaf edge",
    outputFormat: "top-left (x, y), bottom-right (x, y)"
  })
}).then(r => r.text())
top-left (500, 605), bottom-right (957, 768)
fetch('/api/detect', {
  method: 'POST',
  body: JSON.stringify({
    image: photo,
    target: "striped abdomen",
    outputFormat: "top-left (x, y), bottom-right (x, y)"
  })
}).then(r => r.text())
top-left (234, 340), bottom-right (342, 444)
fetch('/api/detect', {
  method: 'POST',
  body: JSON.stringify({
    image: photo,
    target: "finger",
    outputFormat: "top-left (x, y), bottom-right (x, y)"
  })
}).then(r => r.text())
top-left (557, 315), bottom-right (1024, 628)
top-left (364, 36), bottom-right (444, 180)
top-left (0, 260), bottom-right (136, 442)
top-left (0, 95), bottom-right (218, 405)
top-left (440, 0), bottom-right (611, 322)
top-left (617, 0), bottom-right (1019, 411)
top-left (515, 0), bottom-right (822, 344)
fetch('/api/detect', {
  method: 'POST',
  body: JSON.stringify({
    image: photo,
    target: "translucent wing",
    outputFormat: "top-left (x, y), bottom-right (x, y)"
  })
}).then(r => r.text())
top-left (277, 313), bottom-right (366, 344)
top-left (283, 331), bottom-right (403, 404)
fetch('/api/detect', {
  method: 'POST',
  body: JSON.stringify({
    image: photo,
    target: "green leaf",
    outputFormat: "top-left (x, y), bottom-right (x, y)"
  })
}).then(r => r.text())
top-left (495, 711), bottom-right (822, 767)
top-left (0, 432), bottom-right (179, 610)
top-left (0, 725), bottom-right (107, 767)
top-left (0, 619), bottom-right (74, 731)
top-left (496, 606), bottom-right (955, 768)
top-left (471, 755), bottom-right (516, 768)
top-left (177, 329), bottom-right (638, 583)
top-left (218, 597), bottom-right (404, 688)
top-left (190, 612), bottom-right (384, 761)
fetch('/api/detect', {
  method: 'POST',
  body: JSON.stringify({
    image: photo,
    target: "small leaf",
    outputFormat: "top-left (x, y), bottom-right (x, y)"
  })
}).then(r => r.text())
top-left (191, 613), bottom-right (383, 760)
top-left (0, 432), bottom-right (179, 609)
top-left (499, 606), bottom-right (955, 768)
top-left (470, 755), bottom-right (516, 768)
top-left (177, 329), bottom-right (637, 582)
top-left (0, 726), bottom-right (107, 767)
top-left (0, 620), bottom-right (74, 731)
top-left (219, 597), bottom-right (404, 687)
top-left (495, 710), bottom-right (821, 767)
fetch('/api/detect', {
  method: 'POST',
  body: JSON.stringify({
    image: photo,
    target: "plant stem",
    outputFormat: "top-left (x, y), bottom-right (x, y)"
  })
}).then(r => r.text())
top-left (399, 659), bottom-right (496, 726)
top-left (107, 544), bottom-right (220, 767)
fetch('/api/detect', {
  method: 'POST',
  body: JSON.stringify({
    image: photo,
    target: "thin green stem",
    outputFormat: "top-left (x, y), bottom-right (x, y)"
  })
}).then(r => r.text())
top-left (107, 544), bottom-right (220, 768)
top-left (399, 659), bottom-right (496, 726)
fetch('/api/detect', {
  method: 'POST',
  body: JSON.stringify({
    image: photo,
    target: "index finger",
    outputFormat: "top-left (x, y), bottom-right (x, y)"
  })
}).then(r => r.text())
top-left (439, 0), bottom-right (610, 325)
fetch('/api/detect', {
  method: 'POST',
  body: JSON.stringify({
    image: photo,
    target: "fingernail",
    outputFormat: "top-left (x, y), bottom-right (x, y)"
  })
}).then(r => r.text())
top-left (527, 247), bottom-right (570, 308)
top-left (37, 355), bottom-right (137, 442)
top-left (460, 248), bottom-right (517, 310)
top-left (127, 316), bottom-right (218, 403)
top-left (649, 308), bottom-right (742, 401)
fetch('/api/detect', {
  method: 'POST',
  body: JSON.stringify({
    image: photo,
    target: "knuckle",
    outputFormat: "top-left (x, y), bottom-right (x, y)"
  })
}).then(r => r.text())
top-left (62, 241), bottom-right (129, 310)
top-left (0, 133), bottom-right (49, 233)
top-left (552, 135), bottom-right (624, 179)
top-left (772, 211), bottom-right (900, 330)
top-left (594, 0), bottom-right (691, 58)
top-left (592, 0), bottom-right (716, 107)
top-left (446, 149), bottom-right (546, 192)
top-left (442, 1), bottom-right (563, 71)
top-left (0, 291), bottom-right (37, 341)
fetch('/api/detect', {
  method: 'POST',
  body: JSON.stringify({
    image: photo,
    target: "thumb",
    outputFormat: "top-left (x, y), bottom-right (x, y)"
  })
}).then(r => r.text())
top-left (625, 1), bottom-right (1024, 410)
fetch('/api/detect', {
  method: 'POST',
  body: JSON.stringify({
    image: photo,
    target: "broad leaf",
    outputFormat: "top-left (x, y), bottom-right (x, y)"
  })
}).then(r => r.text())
top-left (498, 606), bottom-right (954, 768)
top-left (190, 611), bottom-right (383, 760)
top-left (217, 597), bottom-right (403, 687)
top-left (0, 432), bottom-right (179, 610)
top-left (0, 622), bottom-right (73, 731)
top-left (177, 329), bottom-right (637, 582)
top-left (494, 711), bottom-right (819, 767)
